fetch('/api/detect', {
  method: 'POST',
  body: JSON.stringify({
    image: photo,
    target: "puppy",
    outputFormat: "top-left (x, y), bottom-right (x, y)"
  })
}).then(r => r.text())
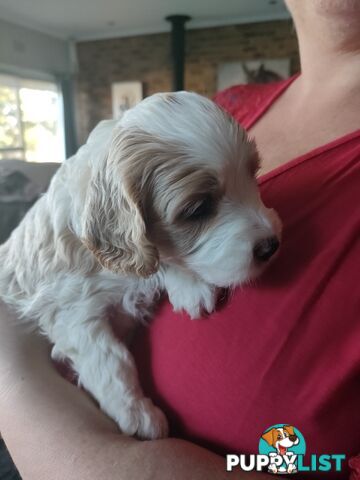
top-left (262, 426), bottom-right (299, 473)
top-left (0, 92), bottom-right (281, 439)
top-left (262, 426), bottom-right (299, 455)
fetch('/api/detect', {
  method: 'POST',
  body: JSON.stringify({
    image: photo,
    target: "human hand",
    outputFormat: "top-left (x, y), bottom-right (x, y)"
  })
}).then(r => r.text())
top-left (0, 300), bottom-right (265, 480)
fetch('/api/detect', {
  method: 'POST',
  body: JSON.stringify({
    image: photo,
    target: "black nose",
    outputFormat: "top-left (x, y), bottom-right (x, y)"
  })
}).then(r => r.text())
top-left (289, 435), bottom-right (297, 442)
top-left (253, 236), bottom-right (280, 262)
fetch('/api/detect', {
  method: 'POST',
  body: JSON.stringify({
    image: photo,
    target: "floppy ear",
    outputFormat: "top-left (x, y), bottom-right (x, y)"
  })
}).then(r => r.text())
top-left (283, 425), bottom-right (295, 436)
top-left (81, 129), bottom-right (159, 278)
top-left (261, 428), bottom-right (277, 447)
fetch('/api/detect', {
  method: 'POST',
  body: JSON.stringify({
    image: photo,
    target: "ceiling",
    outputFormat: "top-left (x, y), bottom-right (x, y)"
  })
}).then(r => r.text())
top-left (0, 0), bottom-right (290, 41)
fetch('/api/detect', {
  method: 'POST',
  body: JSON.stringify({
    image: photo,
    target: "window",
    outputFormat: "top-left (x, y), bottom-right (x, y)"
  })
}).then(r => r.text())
top-left (0, 74), bottom-right (65, 163)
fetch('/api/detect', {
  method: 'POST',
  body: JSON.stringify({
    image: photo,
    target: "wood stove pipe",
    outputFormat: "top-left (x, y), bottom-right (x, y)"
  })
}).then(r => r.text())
top-left (165, 14), bottom-right (191, 91)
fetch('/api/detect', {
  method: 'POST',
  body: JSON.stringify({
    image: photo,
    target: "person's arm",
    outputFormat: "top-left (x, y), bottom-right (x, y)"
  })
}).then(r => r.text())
top-left (0, 301), bottom-right (263, 480)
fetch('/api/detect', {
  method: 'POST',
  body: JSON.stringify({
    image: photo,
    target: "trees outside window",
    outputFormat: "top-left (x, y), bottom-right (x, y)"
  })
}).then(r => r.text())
top-left (0, 75), bottom-right (65, 163)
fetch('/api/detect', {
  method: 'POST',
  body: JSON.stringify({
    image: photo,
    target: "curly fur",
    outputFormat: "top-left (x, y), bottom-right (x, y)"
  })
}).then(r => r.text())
top-left (0, 91), bottom-right (281, 439)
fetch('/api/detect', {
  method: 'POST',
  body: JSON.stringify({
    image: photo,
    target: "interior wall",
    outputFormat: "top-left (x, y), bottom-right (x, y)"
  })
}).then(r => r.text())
top-left (75, 20), bottom-right (299, 144)
top-left (0, 19), bottom-right (79, 156)
top-left (0, 19), bottom-right (72, 77)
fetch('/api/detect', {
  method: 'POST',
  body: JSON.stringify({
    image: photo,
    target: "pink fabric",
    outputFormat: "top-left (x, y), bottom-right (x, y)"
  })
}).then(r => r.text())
top-left (350, 455), bottom-right (360, 480)
top-left (131, 78), bottom-right (360, 479)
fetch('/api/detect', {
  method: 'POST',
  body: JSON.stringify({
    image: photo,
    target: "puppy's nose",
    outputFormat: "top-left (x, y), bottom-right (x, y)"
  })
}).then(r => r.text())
top-left (289, 435), bottom-right (297, 442)
top-left (253, 236), bottom-right (279, 262)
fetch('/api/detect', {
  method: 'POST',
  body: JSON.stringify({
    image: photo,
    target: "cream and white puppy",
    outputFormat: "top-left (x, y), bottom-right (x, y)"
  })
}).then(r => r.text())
top-left (0, 92), bottom-right (281, 440)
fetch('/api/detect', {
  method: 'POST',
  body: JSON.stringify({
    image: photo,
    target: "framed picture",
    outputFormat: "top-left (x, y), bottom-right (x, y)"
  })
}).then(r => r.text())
top-left (111, 81), bottom-right (143, 119)
top-left (217, 59), bottom-right (291, 91)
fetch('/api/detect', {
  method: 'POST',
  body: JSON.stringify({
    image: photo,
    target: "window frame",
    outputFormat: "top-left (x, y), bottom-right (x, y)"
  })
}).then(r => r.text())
top-left (0, 73), bottom-right (65, 162)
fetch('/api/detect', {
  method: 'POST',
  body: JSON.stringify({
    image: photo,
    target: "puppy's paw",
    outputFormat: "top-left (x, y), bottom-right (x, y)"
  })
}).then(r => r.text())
top-left (116, 397), bottom-right (169, 440)
top-left (164, 267), bottom-right (216, 319)
top-left (268, 464), bottom-right (278, 474)
top-left (287, 464), bottom-right (297, 474)
top-left (170, 281), bottom-right (216, 319)
top-left (51, 344), bottom-right (66, 362)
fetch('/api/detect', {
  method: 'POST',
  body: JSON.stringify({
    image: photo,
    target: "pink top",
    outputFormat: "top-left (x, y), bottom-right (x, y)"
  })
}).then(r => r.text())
top-left (131, 78), bottom-right (360, 479)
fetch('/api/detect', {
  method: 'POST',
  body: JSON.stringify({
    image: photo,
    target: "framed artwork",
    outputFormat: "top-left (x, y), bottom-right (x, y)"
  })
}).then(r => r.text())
top-left (217, 59), bottom-right (291, 91)
top-left (111, 81), bottom-right (143, 119)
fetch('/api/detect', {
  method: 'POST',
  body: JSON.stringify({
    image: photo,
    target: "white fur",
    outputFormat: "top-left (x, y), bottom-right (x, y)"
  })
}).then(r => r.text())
top-left (0, 92), bottom-right (280, 439)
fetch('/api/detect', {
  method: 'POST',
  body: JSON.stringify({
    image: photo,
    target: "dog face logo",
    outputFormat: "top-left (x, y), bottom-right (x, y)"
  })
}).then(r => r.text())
top-left (262, 425), bottom-right (299, 456)
top-left (259, 424), bottom-right (306, 475)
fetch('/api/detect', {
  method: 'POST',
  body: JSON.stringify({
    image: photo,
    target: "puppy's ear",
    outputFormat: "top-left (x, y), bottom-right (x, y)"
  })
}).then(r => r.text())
top-left (81, 129), bottom-right (159, 278)
top-left (261, 428), bottom-right (277, 447)
top-left (283, 425), bottom-right (295, 436)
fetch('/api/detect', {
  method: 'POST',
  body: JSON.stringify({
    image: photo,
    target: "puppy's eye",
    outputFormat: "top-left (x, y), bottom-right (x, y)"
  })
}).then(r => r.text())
top-left (180, 196), bottom-right (215, 221)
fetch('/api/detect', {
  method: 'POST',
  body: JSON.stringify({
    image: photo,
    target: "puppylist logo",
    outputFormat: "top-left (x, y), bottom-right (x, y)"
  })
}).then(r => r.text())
top-left (259, 424), bottom-right (305, 474)
top-left (226, 424), bottom-right (346, 475)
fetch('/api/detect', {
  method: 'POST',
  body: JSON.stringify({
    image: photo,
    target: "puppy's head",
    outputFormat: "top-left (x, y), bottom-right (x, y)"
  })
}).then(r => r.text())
top-left (81, 91), bottom-right (281, 285)
top-left (262, 426), bottom-right (299, 451)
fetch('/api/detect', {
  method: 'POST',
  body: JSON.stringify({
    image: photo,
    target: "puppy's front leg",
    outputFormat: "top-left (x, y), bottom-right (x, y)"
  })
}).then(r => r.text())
top-left (163, 266), bottom-right (216, 319)
top-left (49, 312), bottom-right (168, 440)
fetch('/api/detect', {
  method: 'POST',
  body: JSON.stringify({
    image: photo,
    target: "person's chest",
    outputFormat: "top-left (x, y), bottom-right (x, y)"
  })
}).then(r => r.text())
top-left (131, 143), bottom-right (360, 478)
top-left (249, 92), bottom-right (360, 176)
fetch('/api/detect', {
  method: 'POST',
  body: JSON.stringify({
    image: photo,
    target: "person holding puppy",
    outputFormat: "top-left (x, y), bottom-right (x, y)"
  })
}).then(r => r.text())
top-left (0, 0), bottom-right (359, 479)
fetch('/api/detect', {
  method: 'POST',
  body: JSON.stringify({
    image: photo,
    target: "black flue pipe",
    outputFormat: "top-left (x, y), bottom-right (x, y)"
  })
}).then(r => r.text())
top-left (165, 14), bottom-right (191, 91)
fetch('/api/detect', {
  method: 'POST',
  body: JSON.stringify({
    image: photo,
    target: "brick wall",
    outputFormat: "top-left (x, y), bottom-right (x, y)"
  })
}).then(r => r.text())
top-left (75, 20), bottom-right (299, 144)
